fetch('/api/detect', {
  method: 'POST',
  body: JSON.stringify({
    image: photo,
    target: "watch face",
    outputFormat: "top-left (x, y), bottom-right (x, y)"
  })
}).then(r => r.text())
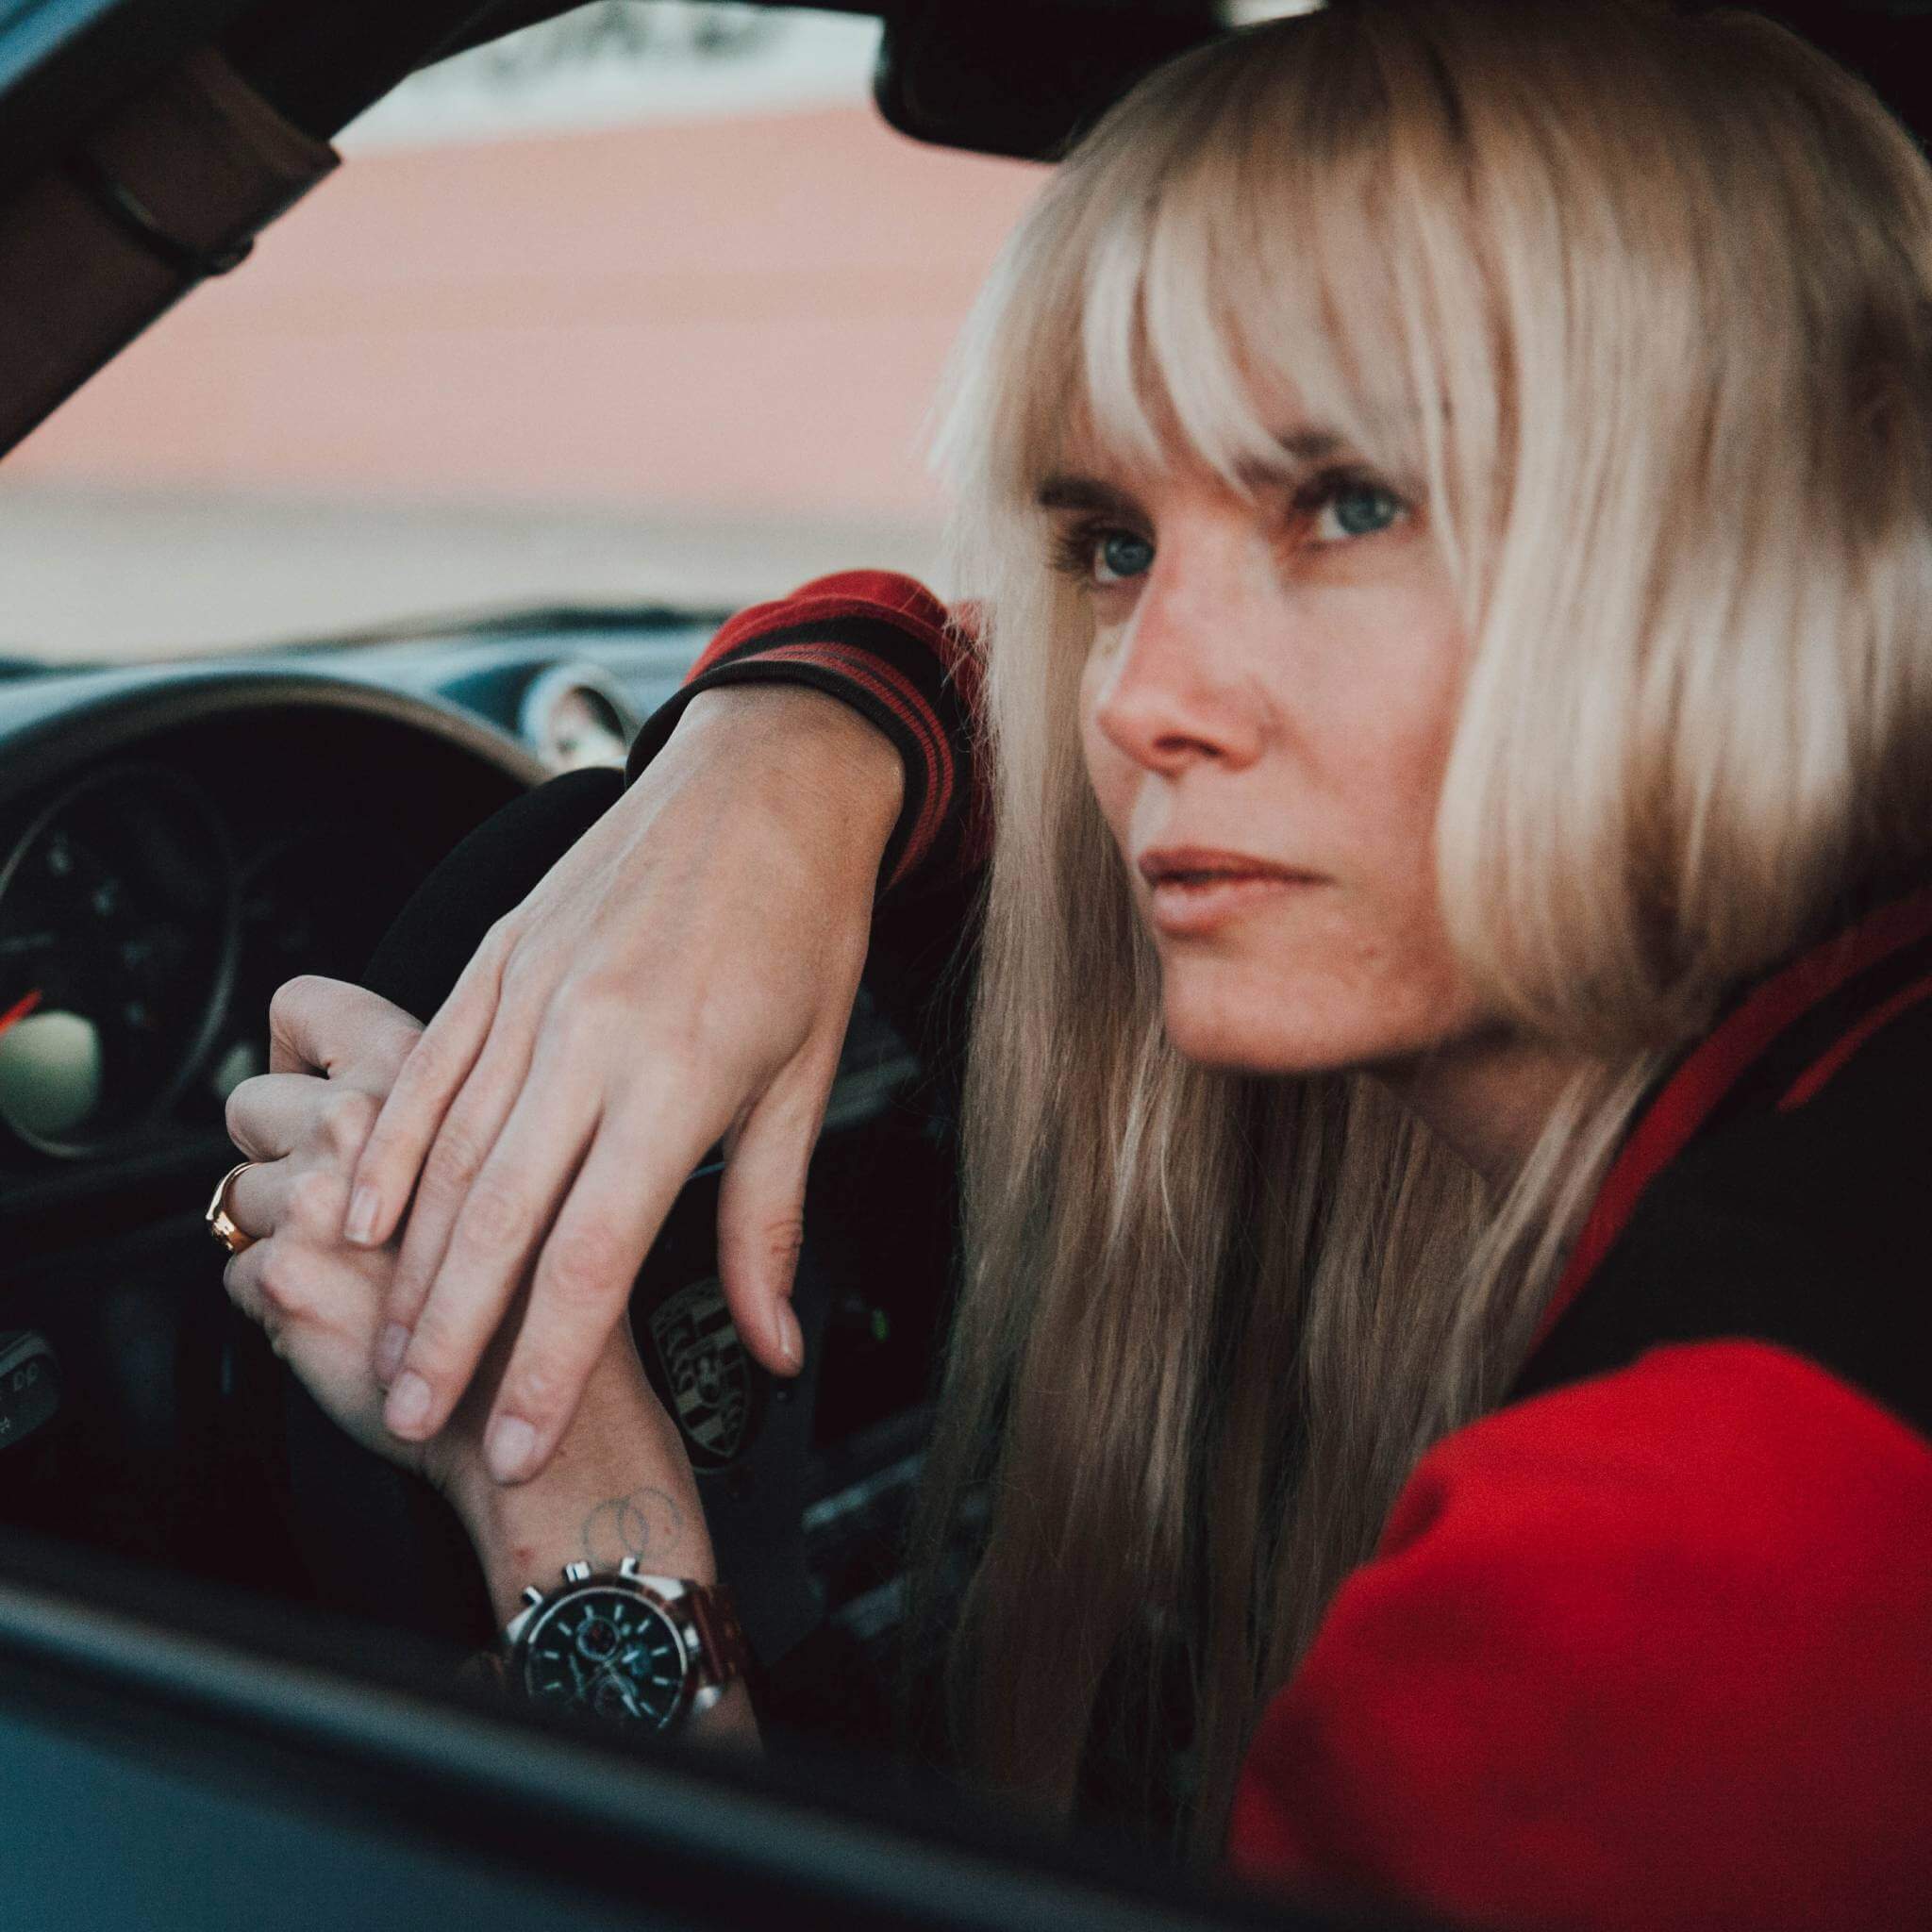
top-left (518, 1586), bottom-right (690, 1728)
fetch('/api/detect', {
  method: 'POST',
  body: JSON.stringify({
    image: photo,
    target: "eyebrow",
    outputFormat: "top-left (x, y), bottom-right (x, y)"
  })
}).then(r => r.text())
top-left (1034, 429), bottom-right (1349, 512)
top-left (1034, 475), bottom-right (1141, 516)
top-left (1255, 428), bottom-right (1344, 473)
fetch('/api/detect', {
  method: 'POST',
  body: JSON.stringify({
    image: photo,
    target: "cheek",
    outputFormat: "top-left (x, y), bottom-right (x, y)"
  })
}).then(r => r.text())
top-left (1165, 613), bottom-right (1480, 1070)
top-left (1302, 634), bottom-right (1474, 1041)
top-left (1348, 645), bottom-right (1459, 912)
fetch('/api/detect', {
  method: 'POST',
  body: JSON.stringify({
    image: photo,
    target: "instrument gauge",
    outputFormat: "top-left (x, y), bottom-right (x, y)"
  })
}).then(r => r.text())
top-left (519, 665), bottom-right (639, 774)
top-left (0, 768), bottom-right (239, 1157)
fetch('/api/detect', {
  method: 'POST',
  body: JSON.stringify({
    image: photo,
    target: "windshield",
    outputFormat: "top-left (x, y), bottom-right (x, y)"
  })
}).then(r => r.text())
top-left (0, 2), bottom-right (1038, 664)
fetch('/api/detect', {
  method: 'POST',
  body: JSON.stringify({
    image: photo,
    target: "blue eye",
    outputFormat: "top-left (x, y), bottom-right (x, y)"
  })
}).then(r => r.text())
top-left (1095, 530), bottom-right (1155, 584)
top-left (1311, 480), bottom-right (1405, 543)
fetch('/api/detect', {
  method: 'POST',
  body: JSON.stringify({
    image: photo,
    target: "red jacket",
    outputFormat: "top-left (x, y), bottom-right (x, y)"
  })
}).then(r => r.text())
top-left (630, 571), bottom-right (1932, 1931)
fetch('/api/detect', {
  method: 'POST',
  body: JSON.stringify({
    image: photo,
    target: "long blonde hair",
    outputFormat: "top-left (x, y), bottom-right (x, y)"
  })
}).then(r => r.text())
top-left (908, 0), bottom-right (1932, 1855)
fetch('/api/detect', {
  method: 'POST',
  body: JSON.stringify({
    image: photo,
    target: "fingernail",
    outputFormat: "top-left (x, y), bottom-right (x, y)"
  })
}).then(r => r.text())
top-left (344, 1185), bottom-right (380, 1246)
top-left (488, 1416), bottom-right (537, 1485)
top-left (386, 1371), bottom-right (432, 1435)
top-left (375, 1323), bottom-right (409, 1386)
top-left (777, 1306), bottom-right (805, 1374)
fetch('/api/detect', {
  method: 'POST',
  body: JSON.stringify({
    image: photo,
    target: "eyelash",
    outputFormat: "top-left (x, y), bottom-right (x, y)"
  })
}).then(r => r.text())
top-left (1047, 467), bottom-right (1410, 589)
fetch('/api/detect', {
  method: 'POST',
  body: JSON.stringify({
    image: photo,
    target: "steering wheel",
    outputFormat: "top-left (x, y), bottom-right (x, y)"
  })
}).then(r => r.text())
top-left (263, 769), bottom-right (835, 1668)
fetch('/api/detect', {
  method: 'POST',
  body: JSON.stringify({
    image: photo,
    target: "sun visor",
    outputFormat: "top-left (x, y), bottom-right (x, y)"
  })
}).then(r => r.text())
top-left (0, 45), bottom-right (336, 460)
top-left (875, 0), bottom-right (1220, 159)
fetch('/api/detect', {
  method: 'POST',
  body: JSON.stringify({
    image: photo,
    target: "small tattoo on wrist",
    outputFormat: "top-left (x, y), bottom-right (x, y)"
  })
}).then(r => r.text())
top-left (580, 1486), bottom-right (683, 1571)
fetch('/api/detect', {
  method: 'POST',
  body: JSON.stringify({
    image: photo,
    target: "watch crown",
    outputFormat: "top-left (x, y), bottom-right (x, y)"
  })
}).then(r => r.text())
top-left (563, 1561), bottom-right (591, 1584)
top-left (521, 1585), bottom-right (545, 1609)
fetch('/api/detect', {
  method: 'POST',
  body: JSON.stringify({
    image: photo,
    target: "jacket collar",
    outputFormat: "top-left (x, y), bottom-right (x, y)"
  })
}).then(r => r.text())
top-left (1526, 877), bottom-right (1932, 1358)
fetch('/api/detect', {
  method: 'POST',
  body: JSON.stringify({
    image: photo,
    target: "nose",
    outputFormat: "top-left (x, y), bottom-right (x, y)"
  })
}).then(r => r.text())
top-left (1089, 565), bottom-right (1265, 777)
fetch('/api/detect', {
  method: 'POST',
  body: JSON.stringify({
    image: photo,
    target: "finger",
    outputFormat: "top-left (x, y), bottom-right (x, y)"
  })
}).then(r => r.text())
top-left (342, 940), bottom-right (505, 1250)
top-left (376, 1006), bottom-right (542, 1366)
top-left (713, 1066), bottom-right (835, 1376)
top-left (226, 1073), bottom-right (326, 1162)
top-left (383, 1024), bottom-right (607, 1444)
top-left (222, 1157), bottom-right (295, 1246)
top-left (375, 1017), bottom-right (538, 1388)
top-left (221, 1240), bottom-right (307, 1361)
top-left (222, 1239), bottom-right (271, 1326)
top-left (270, 975), bottom-right (421, 1082)
top-left (481, 1083), bottom-right (723, 1484)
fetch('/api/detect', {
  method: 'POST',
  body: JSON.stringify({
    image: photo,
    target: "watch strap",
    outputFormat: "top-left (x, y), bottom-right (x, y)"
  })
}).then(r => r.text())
top-left (681, 1580), bottom-right (751, 1694)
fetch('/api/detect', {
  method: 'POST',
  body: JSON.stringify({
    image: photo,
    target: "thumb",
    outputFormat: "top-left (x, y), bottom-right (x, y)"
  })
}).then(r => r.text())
top-left (714, 1070), bottom-right (829, 1377)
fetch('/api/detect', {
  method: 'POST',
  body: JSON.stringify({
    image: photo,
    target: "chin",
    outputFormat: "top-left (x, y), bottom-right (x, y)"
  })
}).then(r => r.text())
top-left (1158, 965), bottom-right (1444, 1076)
top-left (1159, 984), bottom-right (1344, 1074)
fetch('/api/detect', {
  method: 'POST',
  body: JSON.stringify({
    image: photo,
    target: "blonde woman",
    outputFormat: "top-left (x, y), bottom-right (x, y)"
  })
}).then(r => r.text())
top-left (226, 2), bottom-right (1932, 1924)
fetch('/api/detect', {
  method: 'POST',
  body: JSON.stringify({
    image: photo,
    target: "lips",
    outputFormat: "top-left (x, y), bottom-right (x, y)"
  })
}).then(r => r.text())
top-left (1135, 846), bottom-right (1322, 938)
top-left (1136, 846), bottom-right (1313, 887)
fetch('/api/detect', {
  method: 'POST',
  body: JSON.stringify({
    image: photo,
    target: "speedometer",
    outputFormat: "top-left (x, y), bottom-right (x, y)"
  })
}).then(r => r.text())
top-left (0, 768), bottom-right (239, 1157)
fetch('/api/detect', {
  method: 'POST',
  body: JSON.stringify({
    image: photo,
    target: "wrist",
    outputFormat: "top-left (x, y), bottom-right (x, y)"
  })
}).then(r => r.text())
top-left (446, 1362), bottom-right (715, 1630)
top-left (675, 684), bottom-right (904, 864)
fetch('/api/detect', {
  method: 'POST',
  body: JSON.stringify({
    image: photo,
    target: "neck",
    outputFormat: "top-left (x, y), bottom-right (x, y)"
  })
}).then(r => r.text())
top-left (1372, 1028), bottom-right (1595, 1194)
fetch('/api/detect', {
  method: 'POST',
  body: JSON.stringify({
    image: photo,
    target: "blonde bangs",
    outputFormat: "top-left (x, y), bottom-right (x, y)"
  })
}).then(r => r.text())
top-left (939, 11), bottom-right (1472, 578)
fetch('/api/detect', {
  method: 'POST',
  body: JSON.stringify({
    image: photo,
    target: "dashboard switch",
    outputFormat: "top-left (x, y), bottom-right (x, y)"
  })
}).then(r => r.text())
top-left (0, 1330), bottom-right (58, 1452)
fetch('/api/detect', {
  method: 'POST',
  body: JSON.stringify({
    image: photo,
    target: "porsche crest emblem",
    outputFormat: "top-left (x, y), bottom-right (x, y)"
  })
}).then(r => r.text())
top-left (647, 1276), bottom-right (754, 1469)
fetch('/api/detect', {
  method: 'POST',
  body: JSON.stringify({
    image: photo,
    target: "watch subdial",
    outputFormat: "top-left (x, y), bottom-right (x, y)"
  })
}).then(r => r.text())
top-left (576, 1615), bottom-right (620, 1663)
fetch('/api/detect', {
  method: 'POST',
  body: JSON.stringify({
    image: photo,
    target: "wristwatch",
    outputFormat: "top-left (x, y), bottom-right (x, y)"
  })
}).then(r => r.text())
top-left (501, 1559), bottom-right (749, 1729)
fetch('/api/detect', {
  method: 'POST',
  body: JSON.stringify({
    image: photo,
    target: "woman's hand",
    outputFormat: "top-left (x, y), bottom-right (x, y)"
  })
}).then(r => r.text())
top-left (338, 686), bottom-right (904, 1488)
top-left (221, 979), bottom-right (436, 1474)
top-left (220, 978), bottom-right (723, 1635)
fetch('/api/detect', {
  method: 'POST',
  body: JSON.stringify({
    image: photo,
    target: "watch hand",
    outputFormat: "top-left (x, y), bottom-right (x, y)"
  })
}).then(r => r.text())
top-left (585, 1659), bottom-right (644, 1715)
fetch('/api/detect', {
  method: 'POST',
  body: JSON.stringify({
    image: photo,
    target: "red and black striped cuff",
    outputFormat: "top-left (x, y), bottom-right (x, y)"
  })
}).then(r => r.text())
top-left (625, 570), bottom-right (986, 894)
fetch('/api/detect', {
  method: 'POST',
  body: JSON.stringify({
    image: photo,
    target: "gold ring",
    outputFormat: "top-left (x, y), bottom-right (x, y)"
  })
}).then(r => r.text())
top-left (207, 1159), bottom-right (258, 1257)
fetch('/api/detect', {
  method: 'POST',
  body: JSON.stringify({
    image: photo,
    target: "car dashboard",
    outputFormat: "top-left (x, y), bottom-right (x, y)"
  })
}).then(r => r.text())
top-left (0, 611), bottom-right (953, 1737)
top-left (0, 611), bottom-right (724, 1201)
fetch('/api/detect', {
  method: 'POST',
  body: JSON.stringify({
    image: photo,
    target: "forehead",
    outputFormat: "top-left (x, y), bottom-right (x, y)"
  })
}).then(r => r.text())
top-left (1044, 212), bottom-right (1433, 491)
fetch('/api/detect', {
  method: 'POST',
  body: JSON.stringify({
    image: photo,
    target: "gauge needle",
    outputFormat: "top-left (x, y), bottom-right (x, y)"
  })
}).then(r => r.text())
top-left (0, 990), bottom-right (42, 1041)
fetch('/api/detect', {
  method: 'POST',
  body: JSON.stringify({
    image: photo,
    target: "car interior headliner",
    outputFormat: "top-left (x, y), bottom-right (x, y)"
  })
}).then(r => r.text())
top-left (0, 0), bottom-right (1927, 182)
